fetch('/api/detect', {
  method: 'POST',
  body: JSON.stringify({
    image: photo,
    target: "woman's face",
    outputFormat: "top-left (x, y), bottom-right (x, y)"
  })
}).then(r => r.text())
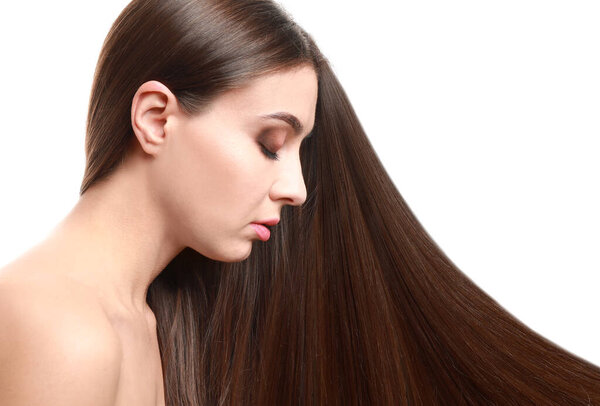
top-left (152, 65), bottom-right (318, 262)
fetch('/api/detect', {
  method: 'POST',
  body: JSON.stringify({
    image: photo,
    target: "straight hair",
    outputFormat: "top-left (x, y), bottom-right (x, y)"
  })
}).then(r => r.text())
top-left (81, 0), bottom-right (600, 404)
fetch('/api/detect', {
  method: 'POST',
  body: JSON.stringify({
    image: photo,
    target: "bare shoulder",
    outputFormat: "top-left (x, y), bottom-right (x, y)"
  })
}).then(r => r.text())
top-left (0, 272), bottom-right (122, 405)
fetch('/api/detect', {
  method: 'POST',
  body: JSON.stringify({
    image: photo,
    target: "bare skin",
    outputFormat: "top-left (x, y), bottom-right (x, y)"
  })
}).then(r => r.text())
top-left (0, 266), bottom-right (163, 405)
top-left (0, 64), bottom-right (318, 405)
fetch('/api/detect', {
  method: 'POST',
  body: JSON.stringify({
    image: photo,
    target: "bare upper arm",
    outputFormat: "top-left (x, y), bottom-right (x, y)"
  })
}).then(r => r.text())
top-left (0, 281), bottom-right (122, 406)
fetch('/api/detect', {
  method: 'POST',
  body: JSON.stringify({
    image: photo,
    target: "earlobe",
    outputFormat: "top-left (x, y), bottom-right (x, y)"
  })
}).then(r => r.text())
top-left (130, 80), bottom-right (178, 156)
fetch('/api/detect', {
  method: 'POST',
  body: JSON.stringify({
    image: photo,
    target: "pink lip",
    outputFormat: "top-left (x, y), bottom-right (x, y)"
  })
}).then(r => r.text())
top-left (250, 223), bottom-right (271, 241)
top-left (257, 218), bottom-right (280, 226)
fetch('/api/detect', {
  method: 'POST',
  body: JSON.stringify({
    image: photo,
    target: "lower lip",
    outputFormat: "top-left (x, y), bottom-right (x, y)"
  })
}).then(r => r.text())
top-left (250, 223), bottom-right (271, 241)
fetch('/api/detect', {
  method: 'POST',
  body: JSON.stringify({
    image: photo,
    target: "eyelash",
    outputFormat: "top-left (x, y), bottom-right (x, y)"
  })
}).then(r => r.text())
top-left (259, 143), bottom-right (280, 161)
top-left (258, 129), bottom-right (314, 161)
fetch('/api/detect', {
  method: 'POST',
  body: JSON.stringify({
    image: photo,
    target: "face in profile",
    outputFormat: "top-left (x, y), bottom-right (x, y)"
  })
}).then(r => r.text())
top-left (139, 64), bottom-right (318, 262)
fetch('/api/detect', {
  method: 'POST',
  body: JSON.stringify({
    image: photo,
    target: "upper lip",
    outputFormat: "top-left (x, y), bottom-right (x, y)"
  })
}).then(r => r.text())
top-left (254, 218), bottom-right (280, 226)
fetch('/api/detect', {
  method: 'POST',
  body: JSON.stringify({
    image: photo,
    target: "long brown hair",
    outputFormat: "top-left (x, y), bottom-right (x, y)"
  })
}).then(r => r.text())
top-left (82, 0), bottom-right (600, 404)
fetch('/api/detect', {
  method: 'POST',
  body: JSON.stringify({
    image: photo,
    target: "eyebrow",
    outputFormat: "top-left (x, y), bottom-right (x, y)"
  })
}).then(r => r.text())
top-left (259, 112), bottom-right (310, 137)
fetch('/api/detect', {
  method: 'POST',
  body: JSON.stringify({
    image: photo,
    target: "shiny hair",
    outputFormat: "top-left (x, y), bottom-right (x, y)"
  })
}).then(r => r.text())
top-left (82, 0), bottom-right (600, 404)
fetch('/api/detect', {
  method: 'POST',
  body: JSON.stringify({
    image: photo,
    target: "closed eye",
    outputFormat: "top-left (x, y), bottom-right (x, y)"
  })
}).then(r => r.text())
top-left (259, 143), bottom-right (280, 161)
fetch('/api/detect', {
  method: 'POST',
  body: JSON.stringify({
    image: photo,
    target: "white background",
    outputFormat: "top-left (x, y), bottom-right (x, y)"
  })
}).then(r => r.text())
top-left (0, 1), bottom-right (598, 366)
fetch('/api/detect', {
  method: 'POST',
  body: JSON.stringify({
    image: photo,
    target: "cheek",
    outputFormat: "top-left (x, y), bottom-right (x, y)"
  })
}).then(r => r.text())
top-left (166, 128), bottom-right (268, 229)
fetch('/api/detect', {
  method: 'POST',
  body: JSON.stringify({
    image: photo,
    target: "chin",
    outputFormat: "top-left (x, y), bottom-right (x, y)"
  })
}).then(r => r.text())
top-left (233, 243), bottom-right (254, 262)
top-left (201, 241), bottom-right (254, 263)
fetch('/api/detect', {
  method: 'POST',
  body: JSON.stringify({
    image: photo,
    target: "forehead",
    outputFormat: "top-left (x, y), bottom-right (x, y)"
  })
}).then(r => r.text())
top-left (210, 65), bottom-right (318, 134)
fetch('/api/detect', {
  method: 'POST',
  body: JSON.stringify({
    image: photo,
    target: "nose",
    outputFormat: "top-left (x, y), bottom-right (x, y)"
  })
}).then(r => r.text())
top-left (269, 153), bottom-right (307, 207)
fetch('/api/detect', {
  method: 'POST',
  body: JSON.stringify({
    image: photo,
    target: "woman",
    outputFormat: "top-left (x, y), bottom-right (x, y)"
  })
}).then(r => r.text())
top-left (1, 0), bottom-right (599, 405)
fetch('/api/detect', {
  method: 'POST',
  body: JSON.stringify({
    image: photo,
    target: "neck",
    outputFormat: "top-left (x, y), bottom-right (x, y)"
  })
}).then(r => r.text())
top-left (44, 156), bottom-right (185, 315)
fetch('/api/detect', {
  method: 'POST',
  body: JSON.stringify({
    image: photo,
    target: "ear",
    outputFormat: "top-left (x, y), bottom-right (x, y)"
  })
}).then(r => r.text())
top-left (130, 80), bottom-right (180, 156)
